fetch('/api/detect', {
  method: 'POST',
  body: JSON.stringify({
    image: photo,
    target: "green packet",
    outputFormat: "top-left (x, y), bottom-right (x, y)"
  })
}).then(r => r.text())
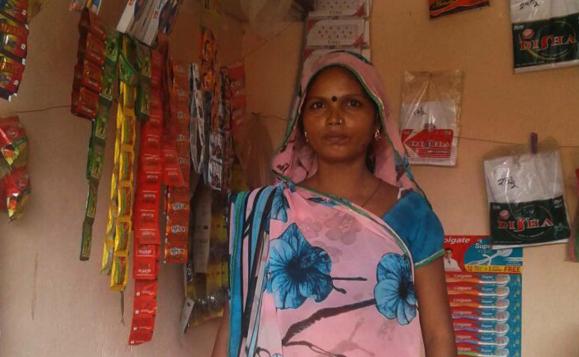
top-left (86, 135), bottom-right (105, 181)
top-left (80, 180), bottom-right (98, 261)
top-left (100, 33), bottom-right (120, 103)
top-left (118, 35), bottom-right (138, 86)
top-left (92, 101), bottom-right (110, 142)
top-left (136, 83), bottom-right (150, 121)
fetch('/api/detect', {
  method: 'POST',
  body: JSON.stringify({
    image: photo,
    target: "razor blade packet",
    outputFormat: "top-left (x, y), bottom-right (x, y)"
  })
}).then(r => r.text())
top-left (444, 236), bottom-right (522, 357)
top-left (308, 0), bottom-right (372, 18)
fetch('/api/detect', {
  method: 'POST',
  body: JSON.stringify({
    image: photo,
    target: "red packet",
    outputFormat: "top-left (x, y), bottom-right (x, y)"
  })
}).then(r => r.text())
top-left (0, 31), bottom-right (27, 60)
top-left (1, 1), bottom-right (28, 24)
top-left (134, 227), bottom-right (160, 245)
top-left (81, 59), bottom-right (103, 92)
top-left (133, 256), bottom-right (157, 280)
top-left (134, 280), bottom-right (158, 297)
top-left (164, 241), bottom-right (188, 264)
top-left (74, 86), bottom-right (100, 120)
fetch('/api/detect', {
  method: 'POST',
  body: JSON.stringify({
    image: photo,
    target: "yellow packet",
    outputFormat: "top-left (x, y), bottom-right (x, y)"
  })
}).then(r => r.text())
top-left (117, 182), bottom-right (133, 217)
top-left (118, 149), bottom-right (134, 182)
top-left (110, 255), bottom-right (129, 291)
top-left (114, 218), bottom-right (131, 256)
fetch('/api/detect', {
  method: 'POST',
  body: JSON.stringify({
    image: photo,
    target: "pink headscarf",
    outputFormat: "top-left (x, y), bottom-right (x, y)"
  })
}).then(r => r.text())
top-left (272, 51), bottom-right (417, 191)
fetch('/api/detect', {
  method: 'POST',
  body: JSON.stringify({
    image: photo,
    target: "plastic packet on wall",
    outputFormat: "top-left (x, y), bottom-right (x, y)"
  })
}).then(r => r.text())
top-left (305, 17), bottom-right (370, 49)
top-left (399, 70), bottom-right (464, 167)
top-left (309, 0), bottom-right (371, 18)
top-left (510, 0), bottom-right (579, 72)
top-left (484, 150), bottom-right (571, 249)
top-left (429, 0), bottom-right (489, 18)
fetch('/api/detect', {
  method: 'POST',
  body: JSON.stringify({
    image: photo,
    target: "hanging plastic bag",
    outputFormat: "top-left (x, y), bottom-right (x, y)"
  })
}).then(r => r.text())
top-left (232, 113), bottom-right (273, 188)
top-left (484, 150), bottom-right (571, 249)
top-left (400, 70), bottom-right (464, 167)
top-left (239, 0), bottom-right (292, 36)
top-left (569, 169), bottom-right (579, 261)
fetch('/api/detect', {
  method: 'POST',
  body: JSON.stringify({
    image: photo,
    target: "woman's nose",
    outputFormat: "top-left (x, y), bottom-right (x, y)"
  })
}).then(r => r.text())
top-left (326, 106), bottom-right (344, 126)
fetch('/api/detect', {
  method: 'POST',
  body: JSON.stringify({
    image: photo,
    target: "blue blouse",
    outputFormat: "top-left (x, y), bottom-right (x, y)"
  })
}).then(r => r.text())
top-left (383, 191), bottom-right (445, 267)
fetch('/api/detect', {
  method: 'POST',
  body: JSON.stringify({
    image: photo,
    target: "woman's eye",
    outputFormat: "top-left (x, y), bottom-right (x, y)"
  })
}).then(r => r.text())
top-left (308, 101), bottom-right (324, 110)
top-left (346, 98), bottom-right (362, 108)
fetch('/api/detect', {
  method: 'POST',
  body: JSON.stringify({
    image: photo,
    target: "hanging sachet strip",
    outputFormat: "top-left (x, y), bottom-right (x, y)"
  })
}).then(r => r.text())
top-left (128, 42), bottom-right (166, 345)
top-left (0, 0), bottom-right (29, 100)
top-left (72, 10), bottom-right (107, 262)
top-left (199, 28), bottom-right (218, 184)
top-left (164, 61), bottom-right (191, 264)
top-left (71, 9), bottom-right (107, 120)
top-left (102, 35), bottom-right (138, 292)
top-left (78, 17), bottom-right (119, 261)
top-left (189, 63), bottom-right (205, 174)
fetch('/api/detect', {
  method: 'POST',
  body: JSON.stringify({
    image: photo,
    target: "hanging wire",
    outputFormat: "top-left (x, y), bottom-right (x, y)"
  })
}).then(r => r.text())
top-left (4, 104), bottom-right (579, 149)
top-left (7, 104), bottom-right (70, 115)
top-left (254, 113), bottom-right (579, 149)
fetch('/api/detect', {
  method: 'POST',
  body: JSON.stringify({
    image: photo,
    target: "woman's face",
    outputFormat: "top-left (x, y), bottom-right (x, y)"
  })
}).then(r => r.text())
top-left (301, 66), bottom-right (377, 165)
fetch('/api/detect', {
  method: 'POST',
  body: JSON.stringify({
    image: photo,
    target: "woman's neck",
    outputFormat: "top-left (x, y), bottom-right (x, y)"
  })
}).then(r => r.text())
top-left (304, 158), bottom-right (376, 200)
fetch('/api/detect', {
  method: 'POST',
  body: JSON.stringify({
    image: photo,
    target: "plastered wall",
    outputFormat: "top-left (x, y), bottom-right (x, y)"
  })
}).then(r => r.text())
top-left (243, 2), bottom-right (579, 357)
top-left (0, 1), bottom-right (243, 356)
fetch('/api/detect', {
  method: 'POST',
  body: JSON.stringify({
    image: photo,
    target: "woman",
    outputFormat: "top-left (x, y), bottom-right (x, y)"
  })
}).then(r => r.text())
top-left (213, 51), bottom-right (455, 357)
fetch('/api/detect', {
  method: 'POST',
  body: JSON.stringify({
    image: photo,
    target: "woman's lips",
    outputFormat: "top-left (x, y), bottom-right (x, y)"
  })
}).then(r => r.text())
top-left (323, 134), bottom-right (349, 145)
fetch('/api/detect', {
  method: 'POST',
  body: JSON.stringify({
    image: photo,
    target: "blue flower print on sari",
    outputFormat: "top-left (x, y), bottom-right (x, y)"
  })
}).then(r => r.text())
top-left (267, 223), bottom-right (333, 309)
top-left (271, 186), bottom-right (289, 223)
top-left (374, 253), bottom-right (417, 325)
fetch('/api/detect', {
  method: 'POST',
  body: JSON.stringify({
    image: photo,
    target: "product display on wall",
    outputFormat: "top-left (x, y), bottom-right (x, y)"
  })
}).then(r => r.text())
top-left (484, 150), bottom-right (571, 248)
top-left (0, 116), bottom-right (29, 220)
top-left (429, 0), bottom-right (490, 18)
top-left (0, 0), bottom-right (29, 100)
top-left (65, 2), bottom-right (239, 341)
top-left (400, 70), bottom-right (464, 167)
top-left (510, 0), bottom-right (579, 72)
top-left (444, 235), bottom-right (522, 357)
